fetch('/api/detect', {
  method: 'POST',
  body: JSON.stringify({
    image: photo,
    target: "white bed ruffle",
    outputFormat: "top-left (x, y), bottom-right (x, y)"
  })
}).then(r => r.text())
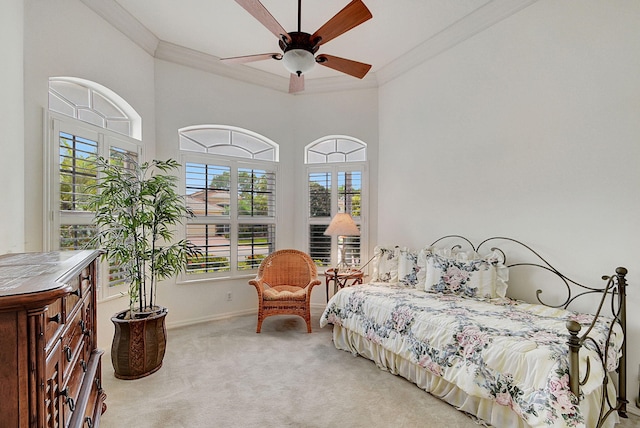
top-left (331, 324), bottom-right (620, 428)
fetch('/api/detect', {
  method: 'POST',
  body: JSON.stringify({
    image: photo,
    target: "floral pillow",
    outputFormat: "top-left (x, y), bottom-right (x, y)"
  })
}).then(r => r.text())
top-left (371, 245), bottom-right (399, 284)
top-left (398, 247), bottom-right (421, 288)
top-left (425, 251), bottom-right (508, 299)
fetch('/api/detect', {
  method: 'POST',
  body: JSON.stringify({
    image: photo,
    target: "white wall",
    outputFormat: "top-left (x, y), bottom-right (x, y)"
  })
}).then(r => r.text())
top-left (0, 0), bottom-right (25, 254)
top-left (378, 0), bottom-right (640, 414)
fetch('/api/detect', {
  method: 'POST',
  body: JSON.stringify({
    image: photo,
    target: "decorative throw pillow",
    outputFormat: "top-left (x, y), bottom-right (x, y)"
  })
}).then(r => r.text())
top-left (398, 247), bottom-right (421, 288)
top-left (425, 250), bottom-right (508, 299)
top-left (371, 245), bottom-right (399, 284)
top-left (416, 248), bottom-right (431, 288)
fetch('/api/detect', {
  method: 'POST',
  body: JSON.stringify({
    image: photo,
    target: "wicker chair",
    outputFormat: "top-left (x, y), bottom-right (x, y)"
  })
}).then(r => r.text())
top-left (249, 249), bottom-right (321, 333)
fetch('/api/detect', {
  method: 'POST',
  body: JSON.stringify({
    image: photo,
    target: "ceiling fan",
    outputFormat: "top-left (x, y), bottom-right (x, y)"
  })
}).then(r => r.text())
top-left (221, 0), bottom-right (373, 93)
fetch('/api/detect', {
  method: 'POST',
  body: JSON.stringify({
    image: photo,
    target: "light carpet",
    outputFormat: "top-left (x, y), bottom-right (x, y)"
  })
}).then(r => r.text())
top-left (100, 310), bottom-right (640, 428)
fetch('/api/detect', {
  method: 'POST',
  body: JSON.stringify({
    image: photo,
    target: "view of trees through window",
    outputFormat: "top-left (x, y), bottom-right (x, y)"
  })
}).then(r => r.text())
top-left (58, 132), bottom-right (98, 250)
top-left (305, 136), bottom-right (366, 269)
top-left (57, 131), bottom-right (139, 288)
top-left (185, 162), bottom-right (275, 275)
top-left (308, 170), bottom-right (362, 267)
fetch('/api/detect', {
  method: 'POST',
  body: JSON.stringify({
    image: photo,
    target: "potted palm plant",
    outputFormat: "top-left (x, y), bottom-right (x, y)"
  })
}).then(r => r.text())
top-left (88, 154), bottom-right (198, 379)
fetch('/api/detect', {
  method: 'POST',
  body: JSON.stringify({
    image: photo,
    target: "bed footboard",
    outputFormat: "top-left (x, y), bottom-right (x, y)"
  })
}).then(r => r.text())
top-left (566, 267), bottom-right (628, 423)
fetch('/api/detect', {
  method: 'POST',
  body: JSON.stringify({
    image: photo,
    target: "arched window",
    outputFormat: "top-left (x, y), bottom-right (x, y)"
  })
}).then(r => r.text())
top-left (305, 136), bottom-right (367, 271)
top-left (46, 77), bottom-right (142, 299)
top-left (179, 125), bottom-right (279, 280)
top-left (48, 77), bottom-right (142, 140)
top-left (305, 136), bottom-right (366, 164)
top-left (179, 125), bottom-right (278, 161)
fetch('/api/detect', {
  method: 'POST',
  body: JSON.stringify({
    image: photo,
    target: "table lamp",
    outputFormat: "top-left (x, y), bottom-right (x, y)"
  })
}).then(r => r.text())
top-left (324, 212), bottom-right (360, 270)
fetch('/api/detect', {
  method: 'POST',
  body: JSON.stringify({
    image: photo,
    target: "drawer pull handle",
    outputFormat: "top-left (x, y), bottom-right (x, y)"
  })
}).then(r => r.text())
top-left (71, 288), bottom-right (81, 297)
top-left (81, 360), bottom-right (87, 372)
top-left (64, 345), bottom-right (72, 362)
top-left (85, 417), bottom-right (94, 428)
top-left (49, 313), bottom-right (62, 324)
top-left (80, 319), bottom-right (90, 336)
top-left (59, 386), bottom-right (75, 410)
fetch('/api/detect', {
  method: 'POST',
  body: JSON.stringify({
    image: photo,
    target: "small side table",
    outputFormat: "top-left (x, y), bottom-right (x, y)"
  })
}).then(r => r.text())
top-left (325, 268), bottom-right (364, 302)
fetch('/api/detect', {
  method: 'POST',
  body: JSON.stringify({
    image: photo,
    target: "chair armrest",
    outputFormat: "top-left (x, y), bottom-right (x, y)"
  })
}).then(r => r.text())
top-left (305, 279), bottom-right (322, 299)
top-left (249, 277), bottom-right (264, 299)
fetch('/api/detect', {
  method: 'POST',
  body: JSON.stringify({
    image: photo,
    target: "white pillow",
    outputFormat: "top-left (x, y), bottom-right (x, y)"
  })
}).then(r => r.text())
top-left (371, 245), bottom-right (399, 284)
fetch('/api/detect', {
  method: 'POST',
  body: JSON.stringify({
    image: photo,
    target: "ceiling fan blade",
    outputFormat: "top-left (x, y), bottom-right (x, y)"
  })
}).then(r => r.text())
top-left (316, 54), bottom-right (371, 79)
top-left (235, 0), bottom-right (291, 44)
top-left (220, 53), bottom-right (282, 64)
top-left (311, 0), bottom-right (372, 46)
top-left (289, 74), bottom-right (304, 93)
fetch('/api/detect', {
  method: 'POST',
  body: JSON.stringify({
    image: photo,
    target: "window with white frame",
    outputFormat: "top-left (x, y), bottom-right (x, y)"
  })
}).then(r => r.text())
top-left (306, 136), bottom-right (367, 268)
top-left (46, 77), bottom-right (142, 299)
top-left (179, 125), bottom-right (278, 280)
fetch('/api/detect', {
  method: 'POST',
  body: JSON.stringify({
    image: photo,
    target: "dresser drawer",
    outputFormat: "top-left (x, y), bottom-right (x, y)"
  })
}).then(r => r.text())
top-left (81, 370), bottom-right (102, 428)
top-left (61, 347), bottom-right (87, 427)
top-left (82, 292), bottom-right (95, 353)
top-left (64, 275), bottom-right (82, 315)
top-left (62, 304), bottom-right (85, 378)
top-left (67, 349), bottom-right (105, 428)
top-left (45, 298), bottom-right (64, 349)
top-left (80, 266), bottom-right (93, 294)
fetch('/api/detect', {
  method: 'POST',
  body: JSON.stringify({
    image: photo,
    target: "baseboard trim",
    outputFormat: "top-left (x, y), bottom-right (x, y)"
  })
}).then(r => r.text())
top-left (166, 309), bottom-right (257, 330)
top-left (166, 304), bottom-right (328, 330)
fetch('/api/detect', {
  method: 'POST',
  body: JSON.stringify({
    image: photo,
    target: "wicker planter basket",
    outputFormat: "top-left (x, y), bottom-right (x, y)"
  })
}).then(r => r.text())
top-left (111, 306), bottom-right (168, 380)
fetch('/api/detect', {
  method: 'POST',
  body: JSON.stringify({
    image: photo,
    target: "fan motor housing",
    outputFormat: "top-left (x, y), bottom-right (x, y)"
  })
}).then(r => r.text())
top-left (279, 31), bottom-right (320, 54)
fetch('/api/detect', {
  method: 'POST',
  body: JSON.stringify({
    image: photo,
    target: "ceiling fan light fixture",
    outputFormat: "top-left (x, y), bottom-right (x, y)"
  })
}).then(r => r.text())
top-left (282, 49), bottom-right (315, 76)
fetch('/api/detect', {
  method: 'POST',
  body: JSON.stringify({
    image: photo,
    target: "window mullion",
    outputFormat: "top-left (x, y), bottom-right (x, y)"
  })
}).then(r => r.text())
top-left (230, 163), bottom-right (239, 271)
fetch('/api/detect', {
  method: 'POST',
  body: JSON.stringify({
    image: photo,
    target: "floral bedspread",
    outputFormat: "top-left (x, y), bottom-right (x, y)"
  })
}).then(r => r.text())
top-left (320, 284), bottom-right (623, 428)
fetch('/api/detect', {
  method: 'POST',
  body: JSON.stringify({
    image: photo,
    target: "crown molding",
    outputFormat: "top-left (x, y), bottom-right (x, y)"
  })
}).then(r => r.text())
top-left (82, 0), bottom-right (539, 94)
top-left (80, 0), bottom-right (159, 56)
top-left (154, 40), bottom-right (288, 93)
top-left (300, 73), bottom-right (378, 95)
top-left (376, 0), bottom-right (540, 85)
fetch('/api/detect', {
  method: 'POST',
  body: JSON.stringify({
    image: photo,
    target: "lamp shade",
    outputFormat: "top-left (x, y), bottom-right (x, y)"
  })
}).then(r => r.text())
top-left (282, 49), bottom-right (315, 76)
top-left (324, 213), bottom-right (360, 236)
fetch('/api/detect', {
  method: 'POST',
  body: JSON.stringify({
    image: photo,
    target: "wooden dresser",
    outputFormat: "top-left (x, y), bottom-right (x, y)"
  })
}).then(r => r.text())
top-left (0, 250), bottom-right (106, 428)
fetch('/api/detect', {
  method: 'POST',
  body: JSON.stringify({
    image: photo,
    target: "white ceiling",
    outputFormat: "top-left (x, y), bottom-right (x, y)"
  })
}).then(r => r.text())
top-left (84, 0), bottom-right (539, 92)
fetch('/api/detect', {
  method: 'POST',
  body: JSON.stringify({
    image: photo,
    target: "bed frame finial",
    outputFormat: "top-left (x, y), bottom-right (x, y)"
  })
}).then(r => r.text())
top-left (566, 320), bottom-right (582, 397)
